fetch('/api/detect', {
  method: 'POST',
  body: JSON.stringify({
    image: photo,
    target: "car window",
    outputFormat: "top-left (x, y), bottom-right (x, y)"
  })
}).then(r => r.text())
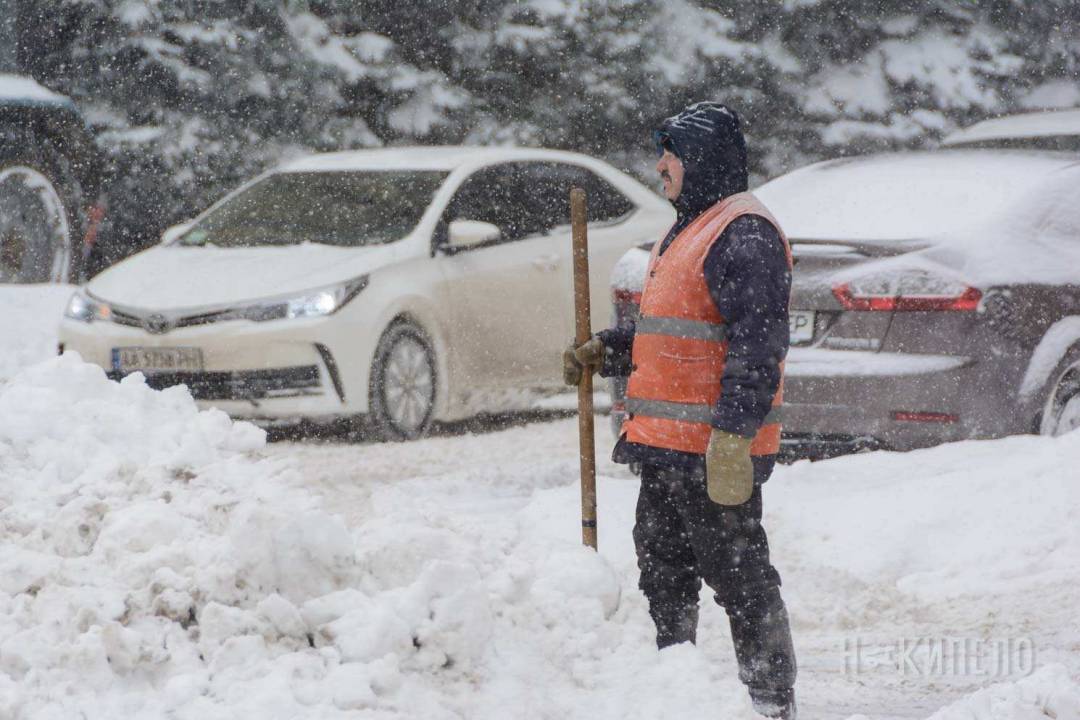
top-left (512, 163), bottom-right (636, 233)
top-left (444, 162), bottom-right (559, 243)
top-left (546, 163), bottom-right (636, 224)
top-left (514, 163), bottom-right (572, 237)
top-left (443, 164), bottom-right (532, 243)
top-left (443, 161), bottom-right (635, 248)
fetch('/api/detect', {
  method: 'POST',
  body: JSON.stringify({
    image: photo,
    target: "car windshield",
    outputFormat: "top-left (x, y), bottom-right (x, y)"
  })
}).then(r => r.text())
top-left (178, 170), bottom-right (448, 248)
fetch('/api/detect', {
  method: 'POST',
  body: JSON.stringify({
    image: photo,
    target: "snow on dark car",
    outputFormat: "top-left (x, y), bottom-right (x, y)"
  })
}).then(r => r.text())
top-left (941, 108), bottom-right (1080, 152)
top-left (609, 149), bottom-right (1080, 458)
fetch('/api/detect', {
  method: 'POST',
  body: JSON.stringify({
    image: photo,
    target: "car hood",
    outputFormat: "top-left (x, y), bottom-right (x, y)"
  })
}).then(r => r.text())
top-left (88, 242), bottom-right (404, 311)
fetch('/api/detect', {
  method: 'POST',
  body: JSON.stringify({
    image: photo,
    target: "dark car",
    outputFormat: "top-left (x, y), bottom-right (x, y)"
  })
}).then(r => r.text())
top-left (1, 0), bottom-right (106, 284)
top-left (609, 150), bottom-right (1080, 459)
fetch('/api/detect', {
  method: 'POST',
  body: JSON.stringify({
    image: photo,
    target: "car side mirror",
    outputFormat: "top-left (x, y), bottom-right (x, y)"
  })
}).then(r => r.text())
top-left (447, 219), bottom-right (500, 250)
top-left (161, 221), bottom-right (193, 244)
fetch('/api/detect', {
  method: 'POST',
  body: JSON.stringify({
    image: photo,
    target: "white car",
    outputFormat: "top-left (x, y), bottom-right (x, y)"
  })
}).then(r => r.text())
top-left (59, 147), bottom-right (673, 438)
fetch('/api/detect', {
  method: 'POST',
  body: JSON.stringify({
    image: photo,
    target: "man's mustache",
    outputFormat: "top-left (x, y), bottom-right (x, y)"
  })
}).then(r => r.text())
top-left (660, 170), bottom-right (671, 182)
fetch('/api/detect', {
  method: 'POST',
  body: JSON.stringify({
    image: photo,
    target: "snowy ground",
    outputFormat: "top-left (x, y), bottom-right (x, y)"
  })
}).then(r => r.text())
top-left (1, 285), bottom-right (1079, 718)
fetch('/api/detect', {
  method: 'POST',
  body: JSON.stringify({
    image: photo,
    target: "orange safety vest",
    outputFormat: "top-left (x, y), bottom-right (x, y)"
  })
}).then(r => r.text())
top-left (622, 192), bottom-right (792, 456)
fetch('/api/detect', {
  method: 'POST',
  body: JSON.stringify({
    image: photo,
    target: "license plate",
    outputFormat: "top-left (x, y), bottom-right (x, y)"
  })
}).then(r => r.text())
top-left (112, 346), bottom-right (204, 373)
top-left (789, 310), bottom-right (815, 344)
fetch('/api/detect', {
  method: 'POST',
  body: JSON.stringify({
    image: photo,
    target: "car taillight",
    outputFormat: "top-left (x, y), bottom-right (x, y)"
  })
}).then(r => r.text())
top-left (613, 289), bottom-right (642, 305)
top-left (832, 270), bottom-right (981, 312)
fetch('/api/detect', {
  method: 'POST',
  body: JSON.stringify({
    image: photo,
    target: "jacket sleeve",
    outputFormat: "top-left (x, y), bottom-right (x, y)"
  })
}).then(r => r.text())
top-left (704, 215), bottom-right (791, 438)
top-left (596, 324), bottom-right (635, 378)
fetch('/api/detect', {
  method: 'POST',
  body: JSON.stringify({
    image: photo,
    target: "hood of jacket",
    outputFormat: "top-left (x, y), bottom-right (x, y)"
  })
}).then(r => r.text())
top-left (656, 101), bottom-right (749, 220)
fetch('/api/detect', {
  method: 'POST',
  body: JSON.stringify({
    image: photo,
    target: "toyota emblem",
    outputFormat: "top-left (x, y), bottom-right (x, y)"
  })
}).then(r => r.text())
top-left (144, 314), bottom-right (172, 334)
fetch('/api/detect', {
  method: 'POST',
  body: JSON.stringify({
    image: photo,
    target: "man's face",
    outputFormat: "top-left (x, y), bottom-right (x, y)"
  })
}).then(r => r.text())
top-left (656, 150), bottom-right (684, 201)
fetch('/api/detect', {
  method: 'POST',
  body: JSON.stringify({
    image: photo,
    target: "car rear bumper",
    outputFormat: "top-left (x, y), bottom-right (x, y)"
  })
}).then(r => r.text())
top-left (607, 347), bottom-right (1017, 458)
top-left (782, 347), bottom-right (978, 453)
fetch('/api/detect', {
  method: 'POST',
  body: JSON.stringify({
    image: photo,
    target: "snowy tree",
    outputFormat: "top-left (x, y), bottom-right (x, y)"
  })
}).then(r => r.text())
top-left (10, 0), bottom-right (1080, 263)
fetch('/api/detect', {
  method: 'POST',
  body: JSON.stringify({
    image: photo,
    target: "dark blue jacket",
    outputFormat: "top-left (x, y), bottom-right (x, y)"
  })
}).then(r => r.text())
top-left (600, 103), bottom-right (791, 470)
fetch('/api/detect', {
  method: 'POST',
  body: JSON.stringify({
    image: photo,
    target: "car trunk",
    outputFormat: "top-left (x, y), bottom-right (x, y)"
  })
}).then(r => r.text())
top-left (789, 239), bottom-right (924, 351)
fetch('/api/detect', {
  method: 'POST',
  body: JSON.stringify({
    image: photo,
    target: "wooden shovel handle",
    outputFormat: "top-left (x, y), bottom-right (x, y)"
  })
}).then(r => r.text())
top-left (570, 187), bottom-right (597, 550)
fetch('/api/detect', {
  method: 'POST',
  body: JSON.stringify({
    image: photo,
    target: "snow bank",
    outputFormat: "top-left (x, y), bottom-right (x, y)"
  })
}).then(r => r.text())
top-left (772, 432), bottom-right (1080, 601)
top-left (3, 351), bottom-right (1078, 718)
top-left (927, 664), bottom-right (1080, 720)
top-left (0, 355), bottom-right (642, 719)
top-left (0, 284), bottom-right (75, 380)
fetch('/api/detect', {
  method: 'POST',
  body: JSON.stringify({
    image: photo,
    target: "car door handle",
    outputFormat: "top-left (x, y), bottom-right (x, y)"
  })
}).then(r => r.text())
top-left (531, 254), bottom-right (560, 271)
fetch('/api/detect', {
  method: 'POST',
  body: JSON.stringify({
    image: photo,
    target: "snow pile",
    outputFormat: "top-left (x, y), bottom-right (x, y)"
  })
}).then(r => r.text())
top-left (927, 665), bottom-right (1080, 720)
top-left (0, 355), bottom-right (641, 719)
top-left (3, 352), bottom-right (1079, 718)
top-left (772, 432), bottom-right (1080, 601)
top-left (0, 284), bottom-right (75, 380)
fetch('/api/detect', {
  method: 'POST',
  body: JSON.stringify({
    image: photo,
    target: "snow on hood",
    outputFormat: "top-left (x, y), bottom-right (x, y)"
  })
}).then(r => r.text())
top-left (87, 241), bottom-right (404, 310)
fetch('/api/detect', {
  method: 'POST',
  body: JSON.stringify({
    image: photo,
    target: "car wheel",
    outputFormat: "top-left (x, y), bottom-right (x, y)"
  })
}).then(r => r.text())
top-left (0, 126), bottom-right (85, 283)
top-left (1039, 349), bottom-right (1080, 437)
top-left (369, 322), bottom-right (437, 441)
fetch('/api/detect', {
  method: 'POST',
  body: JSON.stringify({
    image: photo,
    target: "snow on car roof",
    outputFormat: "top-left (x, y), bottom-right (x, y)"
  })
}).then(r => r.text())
top-left (279, 146), bottom-right (603, 173)
top-left (941, 108), bottom-right (1080, 146)
top-left (0, 73), bottom-right (73, 106)
top-left (755, 150), bottom-right (1080, 242)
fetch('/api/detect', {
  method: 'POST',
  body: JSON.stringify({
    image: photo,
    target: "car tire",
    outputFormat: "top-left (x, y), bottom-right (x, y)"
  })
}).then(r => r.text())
top-left (0, 124), bottom-right (86, 283)
top-left (368, 322), bottom-right (437, 441)
top-left (1038, 345), bottom-right (1080, 437)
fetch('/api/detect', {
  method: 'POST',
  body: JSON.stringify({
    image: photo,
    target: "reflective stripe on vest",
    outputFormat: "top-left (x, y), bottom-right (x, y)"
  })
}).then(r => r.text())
top-left (635, 316), bottom-right (728, 342)
top-left (626, 398), bottom-right (784, 426)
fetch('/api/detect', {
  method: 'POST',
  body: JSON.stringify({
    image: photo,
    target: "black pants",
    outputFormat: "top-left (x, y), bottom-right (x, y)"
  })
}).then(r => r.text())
top-left (633, 457), bottom-right (796, 703)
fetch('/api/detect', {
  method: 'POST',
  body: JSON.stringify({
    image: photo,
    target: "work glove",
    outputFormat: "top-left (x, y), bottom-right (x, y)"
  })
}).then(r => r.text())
top-left (705, 429), bottom-right (754, 506)
top-left (562, 337), bottom-right (605, 386)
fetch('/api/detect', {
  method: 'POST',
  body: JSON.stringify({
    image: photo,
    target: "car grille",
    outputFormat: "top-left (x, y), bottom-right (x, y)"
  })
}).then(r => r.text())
top-left (107, 365), bottom-right (322, 401)
top-left (110, 307), bottom-right (238, 334)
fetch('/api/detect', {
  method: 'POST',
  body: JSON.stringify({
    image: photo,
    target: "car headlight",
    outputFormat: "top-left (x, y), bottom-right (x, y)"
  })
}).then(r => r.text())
top-left (64, 290), bottom-right (112, 323)
top-left (241, 276), bottom-right (369, 322)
